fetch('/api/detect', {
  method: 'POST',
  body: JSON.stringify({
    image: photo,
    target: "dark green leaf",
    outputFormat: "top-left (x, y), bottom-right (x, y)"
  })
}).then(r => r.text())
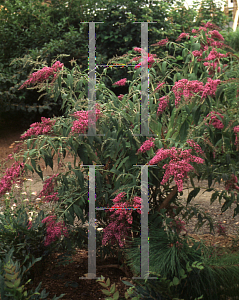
top-left (187, 188), bottom-right (200, 205)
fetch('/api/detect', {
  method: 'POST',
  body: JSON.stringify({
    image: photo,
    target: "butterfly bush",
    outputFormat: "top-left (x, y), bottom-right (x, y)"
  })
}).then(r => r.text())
top-left (155, 82), bottom-right (165, 91)
top-left (137, 137), bottom-right (155, 154)
top-left (175, 33), bottom-right (190, 42)
top-left (38, 174), bottom-right (60, 202)
top-left (70, 103), bottom-right (102, 135)
top-left (113, 78), bottom-right (127, 86)
top-left (102, 192), bottom-right (141, 248)
top-left (234, 125), bottom-right (239, 147)
top-left (19, 61), bottom-right (64, 90)
top-left (171, 78), bottom-right (221, 108)
top-left (157, 96), bottom-right (169, 115)
top-left (148, 147), bottom-right (204, 192)
top-left (41, 215), bottom-right (69, 246)
top-left (151, 38), bottom-right (169, 47)
top-left (186, 139), bottom-right (206, 158)
top-left (11, 20), bottom-right (239, 255)
top-left (204, 111), bottom-right (224, 130)
top-left (21, 117), bottom-right (56, 139)
top-left (0, 161), bottom-right (25, 197)
top-left (133, 47), bottom-right (157, 69)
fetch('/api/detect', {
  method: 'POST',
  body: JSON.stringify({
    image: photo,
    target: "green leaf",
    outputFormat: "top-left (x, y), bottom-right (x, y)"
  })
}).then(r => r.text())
top-left (179, 269), bottom-right (185, 277)
top-left (192, 43), bottom-right (201, 51)
top-left (14, 277), bottom-right (21, 288)
top-left (173, 277), bottom-right (180, 285)
top-left (102, 289), bottom-right (111, 296)
top-left (44, 154), bottom-right (53, 170)
top-left (179, 119), bottom-right (189, 142)
top-left (182, 48), bottom-right (188, 59)
top-left (110, 283), bottom-right (116, 294)
top-left (65, 210), bottom-right (74, 224)
top-left (193, 62), bottom-right (199, 75)
top-left (122, 281), bottom-right (134, 287)
top-left (210, 191), bottom-right (219, 204)
top-left (106, 278), bottom-right (110, 286)
top-left (4, 272), bottom-right (19, 281)
top-left (117, 156), bottom-right (129, 170)
top-left (187, 188), bottom-right (200, 205)
top-left (193, 105), bottom-right (201, 126)
top-left (73, 204), bottom-right (82, 218)
top-left (99, 282), bottom-right (108, 288)
top-left (162, 61), bottom-right (167, 75)
top-left (66, 74), bottom-right (73, 89)
top-left (24, 163), bottom-right (34, 173)
top-left (4, 281), bottom-right (14, 288)
top-left (186, 262), bottom-right (192, 272)
top-left (31, 159), bottom-right (43, 180)
top-left (113, 290), bottom-right (119, 299)
top-left (202, 30), bottom-right (207, 42)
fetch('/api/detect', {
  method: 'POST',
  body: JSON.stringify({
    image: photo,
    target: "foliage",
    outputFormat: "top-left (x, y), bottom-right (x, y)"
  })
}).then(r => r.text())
top-left (1, 14), bottom-right (239, 299)
top-left (0, 0), bottom-right (231, 118)
top-left (0, 206), bottom-right (47, 279)
top-left (0, 248), bottom-right (64, 299)
top-left (125, 214), bottom-right (239, 299)
top-left (222, 26), bottom-right (239, 52)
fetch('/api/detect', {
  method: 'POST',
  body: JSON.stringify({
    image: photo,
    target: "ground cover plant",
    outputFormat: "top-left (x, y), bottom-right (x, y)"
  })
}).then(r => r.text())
top-left (1, 19), bottom-right (239, 299)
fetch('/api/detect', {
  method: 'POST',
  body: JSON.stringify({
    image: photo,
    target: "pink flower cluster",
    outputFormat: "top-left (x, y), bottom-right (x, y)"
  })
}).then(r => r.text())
top-left (19, 61), bottom-right (64, 90)
top-left (191, 23), bottom-right (226, 54)
top-left (148, 147), bottom-right (204, 192)
top-left (204, 48), bottom-right (227, 61)
top-left (155, 82), bottom-right (165, 91)
top-left (208, 30), bottom-right (224, 41)
top-left (234, 125), bottom-right (239, 147)
top-left (192, 50), bottom-right (203, 61)
top-left (172, 79), bottom-right (204, 107)
top-left (118, 94), bottom-right (124, 100)
top-left (202, 22), bottom-right (221, 30)
top-left (186, 139), bottom-right (206, 157)
top-left (169, 218), bottom-right (187, 234)
top-left (102, 192), bottom-right (142, 248)
top-left (133, 47), bottom-right (147, 54)
top-left (70, 104), bottom-right (102, 135)
top-left (157, 96), bottom-right (169, 115)
top-left (42, 215), bottom-right (69, 246)
top-left (201, 78), bottom-right (221, 98)
top-left (21, 117), bottom-right (56, 139)
top-left (134, 54), bottom-right (156, 69)
top-left (113, 78), bottom-right (127, 86)
top-left (137, 137), bottom-right (155, 154)
top-left (224, 174), bottom-right (239, 192)
top-left (175, 33), bottom-right (190, 42)
top-left (0, 161), bottom-right (25, 197)
top-left (38, 174), bottom-right (59, 202)
top-left (172, 78), bottom-right (220, 107)
top-left (204, 111), bottom-right (224, 130)
top-left (133, 47), bottom-right (157, 69)
top-left (151, 38), bottom-right (169, 47)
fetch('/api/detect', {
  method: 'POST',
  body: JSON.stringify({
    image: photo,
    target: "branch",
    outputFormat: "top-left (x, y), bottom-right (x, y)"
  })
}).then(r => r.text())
top-left (157, 185), bottom-right (178, 212)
